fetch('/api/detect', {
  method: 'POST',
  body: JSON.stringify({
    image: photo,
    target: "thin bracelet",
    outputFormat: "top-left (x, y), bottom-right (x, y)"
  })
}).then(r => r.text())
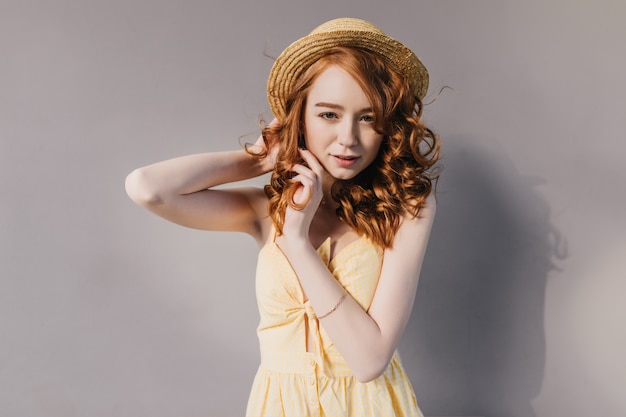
top-left (317, 289), bottom-right (348, 319)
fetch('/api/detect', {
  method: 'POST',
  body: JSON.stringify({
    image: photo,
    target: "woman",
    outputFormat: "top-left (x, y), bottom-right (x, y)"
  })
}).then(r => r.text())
top-left (126, 18), bottom-right (439, 417)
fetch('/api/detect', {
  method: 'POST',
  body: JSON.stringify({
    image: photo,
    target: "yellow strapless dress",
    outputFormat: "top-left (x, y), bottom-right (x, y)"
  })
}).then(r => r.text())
top-left (246, 233), bottom-right (423, 417)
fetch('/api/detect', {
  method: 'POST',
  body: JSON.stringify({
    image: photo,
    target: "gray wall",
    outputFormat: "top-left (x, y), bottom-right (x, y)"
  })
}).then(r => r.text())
top-left (1, 1), bottom-right (625, 416)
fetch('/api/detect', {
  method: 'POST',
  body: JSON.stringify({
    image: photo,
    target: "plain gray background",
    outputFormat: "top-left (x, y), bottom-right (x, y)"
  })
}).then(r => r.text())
top-left (1, 0), bottom-right (625, 416)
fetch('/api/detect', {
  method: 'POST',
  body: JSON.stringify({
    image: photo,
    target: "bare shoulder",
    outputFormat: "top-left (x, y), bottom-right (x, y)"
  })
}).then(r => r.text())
top-left (381, 194), bottom-right (436, 268)
top-left (396, 194), bottom-right (436, 240)
top-left (417, 193), bottom-right (437, 224)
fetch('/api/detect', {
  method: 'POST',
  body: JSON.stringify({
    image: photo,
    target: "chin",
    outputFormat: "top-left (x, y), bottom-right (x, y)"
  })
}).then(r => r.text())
top-left (327, 170), bottom-right (360, 181)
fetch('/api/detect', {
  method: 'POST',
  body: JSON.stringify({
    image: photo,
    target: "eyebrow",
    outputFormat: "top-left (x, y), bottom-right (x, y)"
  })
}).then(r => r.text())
top-left (314, 102), bottom-right (373, 113)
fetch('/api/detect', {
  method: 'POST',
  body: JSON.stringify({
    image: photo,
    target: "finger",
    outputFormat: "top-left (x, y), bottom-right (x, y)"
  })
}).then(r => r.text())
top-left (290, 173), bottom-right (315, 189)
top-left (290, 167), bottom-right (321, 194)
top-left (298, 149), bottom-right (324, 176)
top-left (290, 163), bottom-right (321, 181)
top-left (289, 177), bottom-right (312, 205)
top-left (290, 163), bottom-right (316, 178)
top-left (268, 117), bottom-right (281, 128)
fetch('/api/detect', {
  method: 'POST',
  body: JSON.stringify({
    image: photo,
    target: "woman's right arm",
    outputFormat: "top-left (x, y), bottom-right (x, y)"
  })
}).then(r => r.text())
top-left (125, 148), bottom-right (272, 240)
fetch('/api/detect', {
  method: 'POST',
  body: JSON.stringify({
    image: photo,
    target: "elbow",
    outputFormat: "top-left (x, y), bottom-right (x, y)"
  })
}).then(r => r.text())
top-left (353, 357), bottom-right (390, 383)
top-left (354, 367), bottom-right (386, 384)
top-left (125, 168), bottom-right (164, 207)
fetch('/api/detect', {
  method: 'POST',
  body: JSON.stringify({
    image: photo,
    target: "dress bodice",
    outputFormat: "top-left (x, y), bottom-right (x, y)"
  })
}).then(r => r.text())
top-left (247, 234), bottom-right (423, 416)
top-left (254, 235), bottom-right (383, 375)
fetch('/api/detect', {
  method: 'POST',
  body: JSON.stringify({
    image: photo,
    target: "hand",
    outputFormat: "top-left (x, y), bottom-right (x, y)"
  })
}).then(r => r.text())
top-left (282, 148), bottom-right (325, 240)
top-left (250, 118), bottom-right (280, 171)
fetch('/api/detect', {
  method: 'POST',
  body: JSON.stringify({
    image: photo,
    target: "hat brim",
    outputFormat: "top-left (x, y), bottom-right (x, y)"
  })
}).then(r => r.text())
top-left (267, 29), bottom-right (428, 120)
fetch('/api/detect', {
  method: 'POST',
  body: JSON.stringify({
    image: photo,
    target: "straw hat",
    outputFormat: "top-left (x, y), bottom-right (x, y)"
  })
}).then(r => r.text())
top-left (267, 17), bottom-right (429, 120)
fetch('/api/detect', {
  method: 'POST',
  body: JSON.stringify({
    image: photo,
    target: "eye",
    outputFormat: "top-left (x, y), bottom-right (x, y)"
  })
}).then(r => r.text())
top-left (319, 112), bottom-right (338, 119)
top-left (360, 114), bottom-right (375, 123)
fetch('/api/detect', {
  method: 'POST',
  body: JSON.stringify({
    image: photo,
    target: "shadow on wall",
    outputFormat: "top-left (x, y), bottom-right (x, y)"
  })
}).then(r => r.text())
top-left (400, 136), bottom-right (567, 417)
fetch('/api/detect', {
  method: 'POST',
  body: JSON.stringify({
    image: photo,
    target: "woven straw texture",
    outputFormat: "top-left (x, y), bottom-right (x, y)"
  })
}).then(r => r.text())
top-left (267, 18), bottom-right (428, 119)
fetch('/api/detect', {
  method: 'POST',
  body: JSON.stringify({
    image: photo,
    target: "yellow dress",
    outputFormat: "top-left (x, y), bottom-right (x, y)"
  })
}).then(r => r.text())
top-left (246, 232), bottom-right (423, 417)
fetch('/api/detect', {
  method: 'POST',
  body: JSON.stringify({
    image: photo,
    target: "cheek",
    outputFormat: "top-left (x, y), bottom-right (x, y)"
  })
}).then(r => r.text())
top-left (368, 135), bottom-right (384, 155)
top-left (303, 112), bottom-right (316, 139)
top-left (303, 119), bottom-right (329, 149)
top-left (363, 136), bottom-right (384, 165)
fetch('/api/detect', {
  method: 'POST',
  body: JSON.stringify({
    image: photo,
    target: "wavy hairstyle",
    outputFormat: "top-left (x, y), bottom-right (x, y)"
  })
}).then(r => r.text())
top-left (254, 46), bottom-right (440, 249)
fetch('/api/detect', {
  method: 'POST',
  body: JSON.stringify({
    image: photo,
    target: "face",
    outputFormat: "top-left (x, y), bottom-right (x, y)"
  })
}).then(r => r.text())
top-left (303, 65), bottom-right (384, 182)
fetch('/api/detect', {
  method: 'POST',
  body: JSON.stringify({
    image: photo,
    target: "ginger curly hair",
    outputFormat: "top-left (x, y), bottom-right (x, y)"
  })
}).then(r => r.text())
top-left (256, 47), bottom-right (440, 249)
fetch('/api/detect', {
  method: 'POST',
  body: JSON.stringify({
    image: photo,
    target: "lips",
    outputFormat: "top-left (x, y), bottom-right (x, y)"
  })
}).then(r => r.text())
top-left (333, 154), bottom-right (359, 160)
top-left (332, 154), bottom-right (360, 167)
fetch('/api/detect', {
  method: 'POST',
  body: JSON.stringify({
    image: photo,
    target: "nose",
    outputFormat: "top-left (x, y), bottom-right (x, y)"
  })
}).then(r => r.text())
top-left (336, 119), bottom-right (359, 148)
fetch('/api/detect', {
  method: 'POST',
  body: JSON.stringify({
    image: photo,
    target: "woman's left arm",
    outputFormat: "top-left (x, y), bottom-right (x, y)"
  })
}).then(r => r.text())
top-left (279, 151), bottom-right (436, 383)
